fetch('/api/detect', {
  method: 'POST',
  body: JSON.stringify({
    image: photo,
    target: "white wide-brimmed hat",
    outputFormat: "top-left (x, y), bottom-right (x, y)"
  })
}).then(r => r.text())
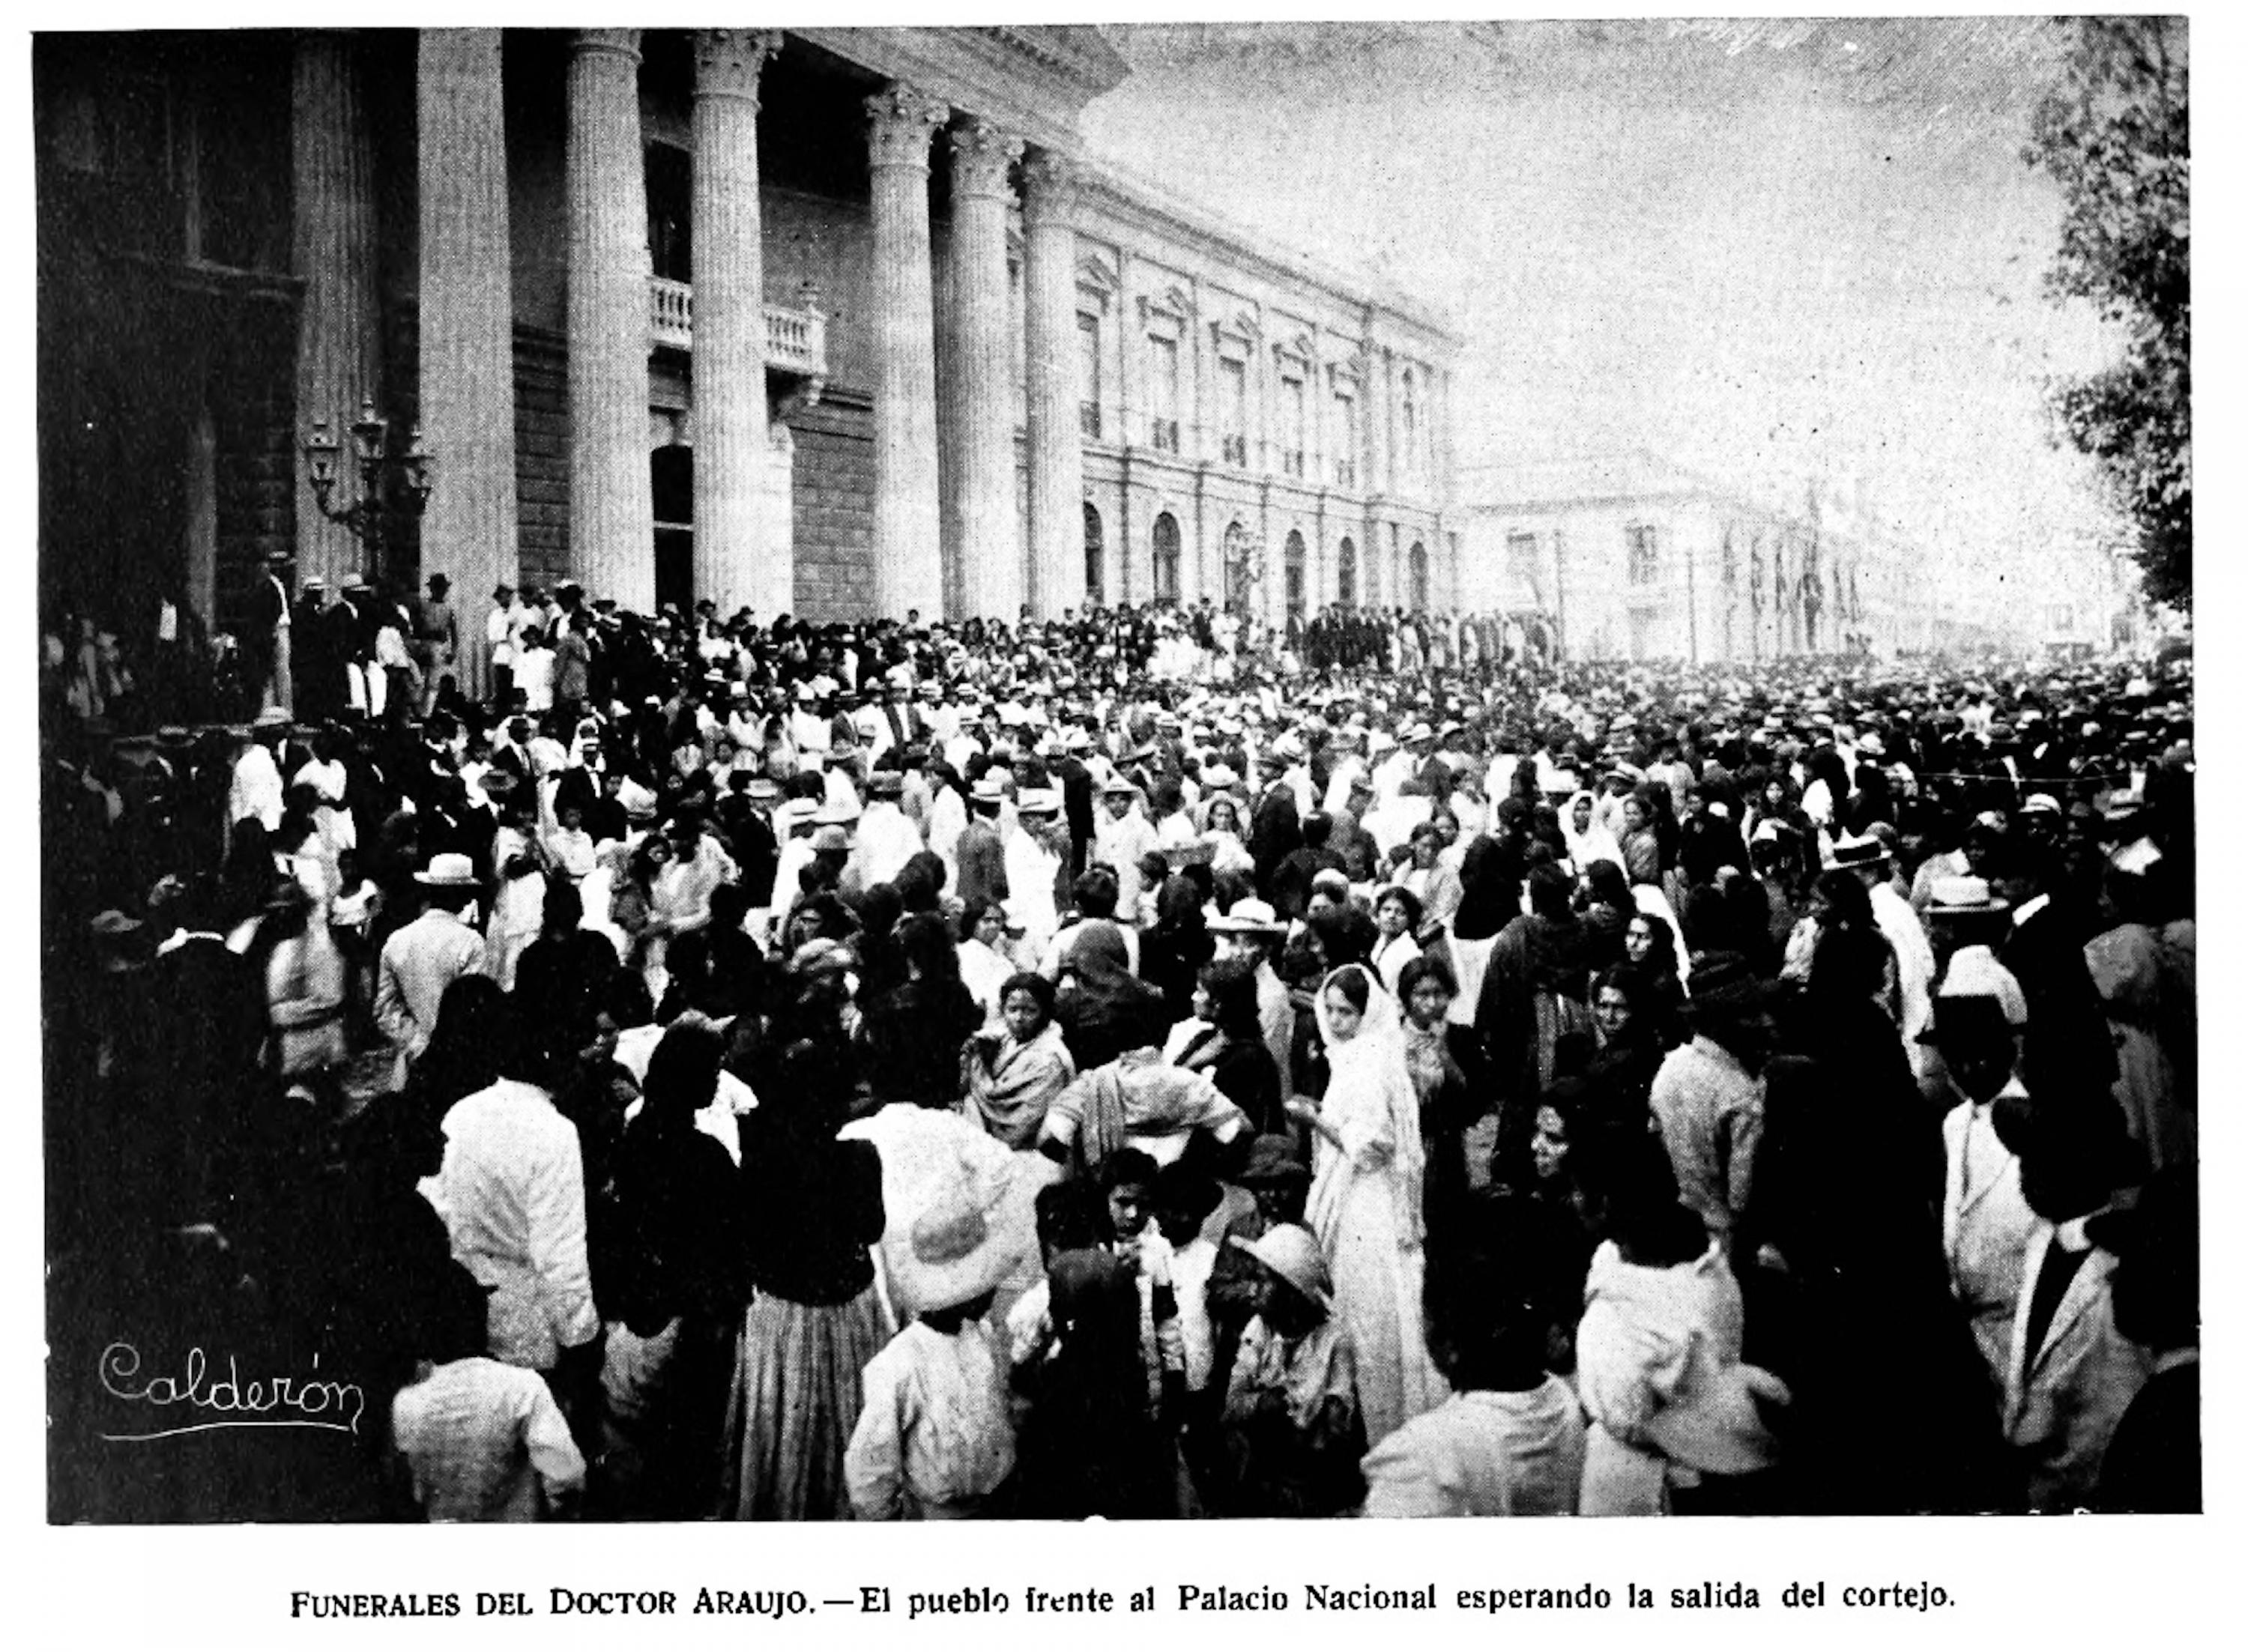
top-left (890, 1187), bottom-right (1018, 1317)
top-left (414, 852), bottom-right (480, 887)
top-left (1227, 1223), bottom-right (1332, 1313)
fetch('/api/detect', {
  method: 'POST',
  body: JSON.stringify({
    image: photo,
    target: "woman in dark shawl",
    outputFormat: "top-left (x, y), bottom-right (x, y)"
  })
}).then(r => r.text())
top-left (1139, 873), bottom-right (1216, 1026)
top-left (594, 1019), bottom-right (747, 1518)
top-left (724, 1030), bottom-right (885, 1521)
top-left (1172, 955), bottom-right (1284, 1137)
top-left (1056, 922), bottom-right (1170, 1071)
top-left (855, 910), bottom-right (984, 1109)
top-left (1475, 862), bottom-right (1592, 1173)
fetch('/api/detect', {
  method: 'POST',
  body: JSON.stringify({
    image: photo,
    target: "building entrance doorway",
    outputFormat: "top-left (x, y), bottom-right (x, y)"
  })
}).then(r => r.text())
top-left (653, 444), bottom-right (693, 614)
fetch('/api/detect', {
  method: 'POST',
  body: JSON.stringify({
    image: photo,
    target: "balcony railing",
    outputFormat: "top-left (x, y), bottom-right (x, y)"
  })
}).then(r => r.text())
top-left (647, 276), bottom-right (828, 379)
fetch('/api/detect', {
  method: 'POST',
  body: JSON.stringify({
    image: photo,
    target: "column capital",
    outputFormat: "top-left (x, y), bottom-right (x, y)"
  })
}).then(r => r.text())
top-left (693, 28), bottom-right (782, 103)
top-left (1021, 149), bottom-right (1087, 226)
top-left (865, 84), bottom-right (950, 172)
top-left (949, 117), bottom-right (1024, 205)
top-left (572, 27), bottom-right (641, 65)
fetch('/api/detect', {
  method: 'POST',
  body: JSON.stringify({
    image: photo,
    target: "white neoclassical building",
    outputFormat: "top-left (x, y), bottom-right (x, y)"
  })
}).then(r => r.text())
top-left (35, 25), bottom-right (1461, 641)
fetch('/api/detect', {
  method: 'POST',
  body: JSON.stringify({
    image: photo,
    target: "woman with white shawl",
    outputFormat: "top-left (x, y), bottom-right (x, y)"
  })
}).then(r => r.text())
top-left (1285, 963), bottom-right (1449, 1447)
top-left (1560, 789), bottom-right (1625, 877)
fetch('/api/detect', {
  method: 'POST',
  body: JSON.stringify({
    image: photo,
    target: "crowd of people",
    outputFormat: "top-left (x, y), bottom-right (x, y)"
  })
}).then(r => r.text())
top-left (43, 574), bottom-right (2196, 1522)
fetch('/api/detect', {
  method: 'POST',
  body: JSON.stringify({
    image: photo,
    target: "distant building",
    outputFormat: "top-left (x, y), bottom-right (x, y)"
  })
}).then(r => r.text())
top-left (2032, 541), bottom-right (2142, 660)
top-left (1458, 452), bottom-right (1935, 664)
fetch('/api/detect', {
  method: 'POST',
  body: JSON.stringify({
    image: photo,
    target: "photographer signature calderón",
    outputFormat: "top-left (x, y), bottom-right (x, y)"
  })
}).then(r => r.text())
top-left (97, 1342), bottom-right (366, 1442)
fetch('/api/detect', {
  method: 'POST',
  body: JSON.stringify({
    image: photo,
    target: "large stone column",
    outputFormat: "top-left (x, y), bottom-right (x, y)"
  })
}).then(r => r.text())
top-left (691, 29), bottom-right (782, 619)
top-left (1021, 150), bottom-right (1084, 620)
top-left (943, 117), bottom-right (1026, 622)
top-left (417, 28), bottom-right (518, 702)
top-left (865, 84), bottom-right (949, 620)
top-left (566, 28), bottom-right (656, 611)
top-left (291, 31), bottom-right (381, 593)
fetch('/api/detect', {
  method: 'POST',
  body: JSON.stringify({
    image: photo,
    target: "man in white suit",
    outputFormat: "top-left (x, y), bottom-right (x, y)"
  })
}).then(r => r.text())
top-left (374, 852), bottom-right (489, 1092)
top-left (1932, 951), bottom-right (2040, 1406)
top-left (2001, 1098), bottom-right (2154, 1513)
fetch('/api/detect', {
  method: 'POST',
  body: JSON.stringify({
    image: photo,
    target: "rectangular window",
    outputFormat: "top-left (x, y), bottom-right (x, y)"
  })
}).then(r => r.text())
top-left (1282, 374), bottom-right (1306, 476)
top-left (1149, 334), bottom-right (1180, 453)
top-left (1219, 356), bottom-right (1248, 467)
top-left (1627, 524), bottom-right (1661, 586)
top-left (1334, 392), bottom-right (1356, 488)
top-left (1078, 313), bottom-right (1102, 439)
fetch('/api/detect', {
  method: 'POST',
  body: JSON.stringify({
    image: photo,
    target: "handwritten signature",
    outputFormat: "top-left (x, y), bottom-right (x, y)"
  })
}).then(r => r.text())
top-left (97, 1343), bottom-right (366, 1442)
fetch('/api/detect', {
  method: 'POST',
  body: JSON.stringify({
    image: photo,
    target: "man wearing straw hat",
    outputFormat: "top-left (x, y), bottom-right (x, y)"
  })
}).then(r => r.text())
top-left (373, 850), bottom-right (488, 1092)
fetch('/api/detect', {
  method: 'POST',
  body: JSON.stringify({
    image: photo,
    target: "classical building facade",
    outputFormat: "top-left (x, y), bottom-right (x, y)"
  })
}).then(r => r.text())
top-left (34, 26), bottom-right (1459, 652)
top-left (1459, 453), bottom-right (1933, 664)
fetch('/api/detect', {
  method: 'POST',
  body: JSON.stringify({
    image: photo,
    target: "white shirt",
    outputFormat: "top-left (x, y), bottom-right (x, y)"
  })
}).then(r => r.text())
top-left (229, 744), bottom-right (284, 832)
top-left (1869, 881), bottom-right (1938, 1074)
top-left (421, 1078), bottom-right (599, 1370)
top-left (852, 800), bottom-right (924, 890)
top-left (1360, 1381), bottom-right (1586, 1518)
top-left (845, 1320), bottom-right (1016, 1520)
top-left (391, 1356), bottom-right (586, 1522)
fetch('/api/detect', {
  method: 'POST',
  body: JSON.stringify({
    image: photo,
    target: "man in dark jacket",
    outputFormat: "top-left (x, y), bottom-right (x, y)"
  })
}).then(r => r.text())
top-left (1249, 747), bottom-right (1302, 903)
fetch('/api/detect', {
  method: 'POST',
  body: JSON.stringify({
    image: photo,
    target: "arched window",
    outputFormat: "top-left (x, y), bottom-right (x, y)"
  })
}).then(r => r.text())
top-left (1408, 540), bottom-right (1429, 613)
top-left (1284, 529), bottom-right (1308, 618)
top-left (1152, 512), bottom-right (1181, 605)
top-left (1083, 501), bottom-right (1105, 607)
top-left (1337, 536), bottom-right (1357, 608)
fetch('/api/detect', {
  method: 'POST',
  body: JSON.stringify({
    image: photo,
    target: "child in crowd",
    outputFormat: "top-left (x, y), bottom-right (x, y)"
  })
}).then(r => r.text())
top-left (1212, 1223), bottom-right (1365, 1516)
top-left (844, 1190), bottom-right (1018, 1520)
top-left (390, 1274), bottom-right (587, 1522)
top-left (1103, 1148), bottom-right (1185, 1421)
top-left (1361, 1197), bottom-right (1586, 1515)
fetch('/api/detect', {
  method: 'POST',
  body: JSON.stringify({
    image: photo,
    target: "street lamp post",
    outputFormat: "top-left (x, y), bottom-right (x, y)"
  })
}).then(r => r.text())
top-left (303, 396), bottom-right (435, 587)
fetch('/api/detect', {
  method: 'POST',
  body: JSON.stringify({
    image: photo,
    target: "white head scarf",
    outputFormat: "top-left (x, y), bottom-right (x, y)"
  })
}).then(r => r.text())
top-left (1310, 963), bottom-right (1427, 1247)
top-left (1562, 788), bottom-right (1626, 874)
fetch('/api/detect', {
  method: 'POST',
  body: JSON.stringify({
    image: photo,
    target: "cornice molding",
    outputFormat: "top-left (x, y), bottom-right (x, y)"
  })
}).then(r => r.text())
top-left (1075, 169), bottom-right (1460, 355)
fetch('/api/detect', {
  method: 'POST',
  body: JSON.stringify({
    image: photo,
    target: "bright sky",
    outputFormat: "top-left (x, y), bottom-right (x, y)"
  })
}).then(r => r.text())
top-left (1076, 17), bottom-right (2138, 605)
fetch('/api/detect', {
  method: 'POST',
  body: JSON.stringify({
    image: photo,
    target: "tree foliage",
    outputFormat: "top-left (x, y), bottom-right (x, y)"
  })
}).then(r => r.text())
top-left (2025, 16), bottom-right (2190, 610)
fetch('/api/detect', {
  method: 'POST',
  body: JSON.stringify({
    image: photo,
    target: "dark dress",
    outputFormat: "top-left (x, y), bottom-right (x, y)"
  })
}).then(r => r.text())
top-left (1743, 1018), bottom-right (2012, 1515)
top-left (591, 1110), bottom-right (749, 1519)
top-left (1174, 1026), bottom-right (1284, 1138)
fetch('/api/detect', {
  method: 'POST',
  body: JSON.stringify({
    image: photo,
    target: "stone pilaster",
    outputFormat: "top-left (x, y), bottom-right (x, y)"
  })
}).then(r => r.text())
top-left (865, 85), bottom-right (949, 620)
top-left (1021, 149), bottom-right (1084, 619)
top-left (692, 28), bottom-right (783, 618)
top-left (417, 28), bottom-right (518, 701)
top-left (943, 117), bottom-right (1026, 622)
top-left (566, 28), bottom-right (656, 611)
top-left (291, 31), bottom-right (381, 593)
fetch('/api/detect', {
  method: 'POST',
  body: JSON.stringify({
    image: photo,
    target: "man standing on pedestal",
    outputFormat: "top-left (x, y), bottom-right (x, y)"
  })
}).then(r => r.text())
top-left (292, 578), bottom-right (339, 723)
top-left (252, 550), bottom-right (295, 715)
top-left (412, 572), bottom-right (459, 717)
top-left (486, 583), bottom-right (521, 711)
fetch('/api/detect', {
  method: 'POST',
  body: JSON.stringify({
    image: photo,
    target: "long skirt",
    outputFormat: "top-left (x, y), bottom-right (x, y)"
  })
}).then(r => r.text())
top-left (720, 1285), bottom-right (887, 1521)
